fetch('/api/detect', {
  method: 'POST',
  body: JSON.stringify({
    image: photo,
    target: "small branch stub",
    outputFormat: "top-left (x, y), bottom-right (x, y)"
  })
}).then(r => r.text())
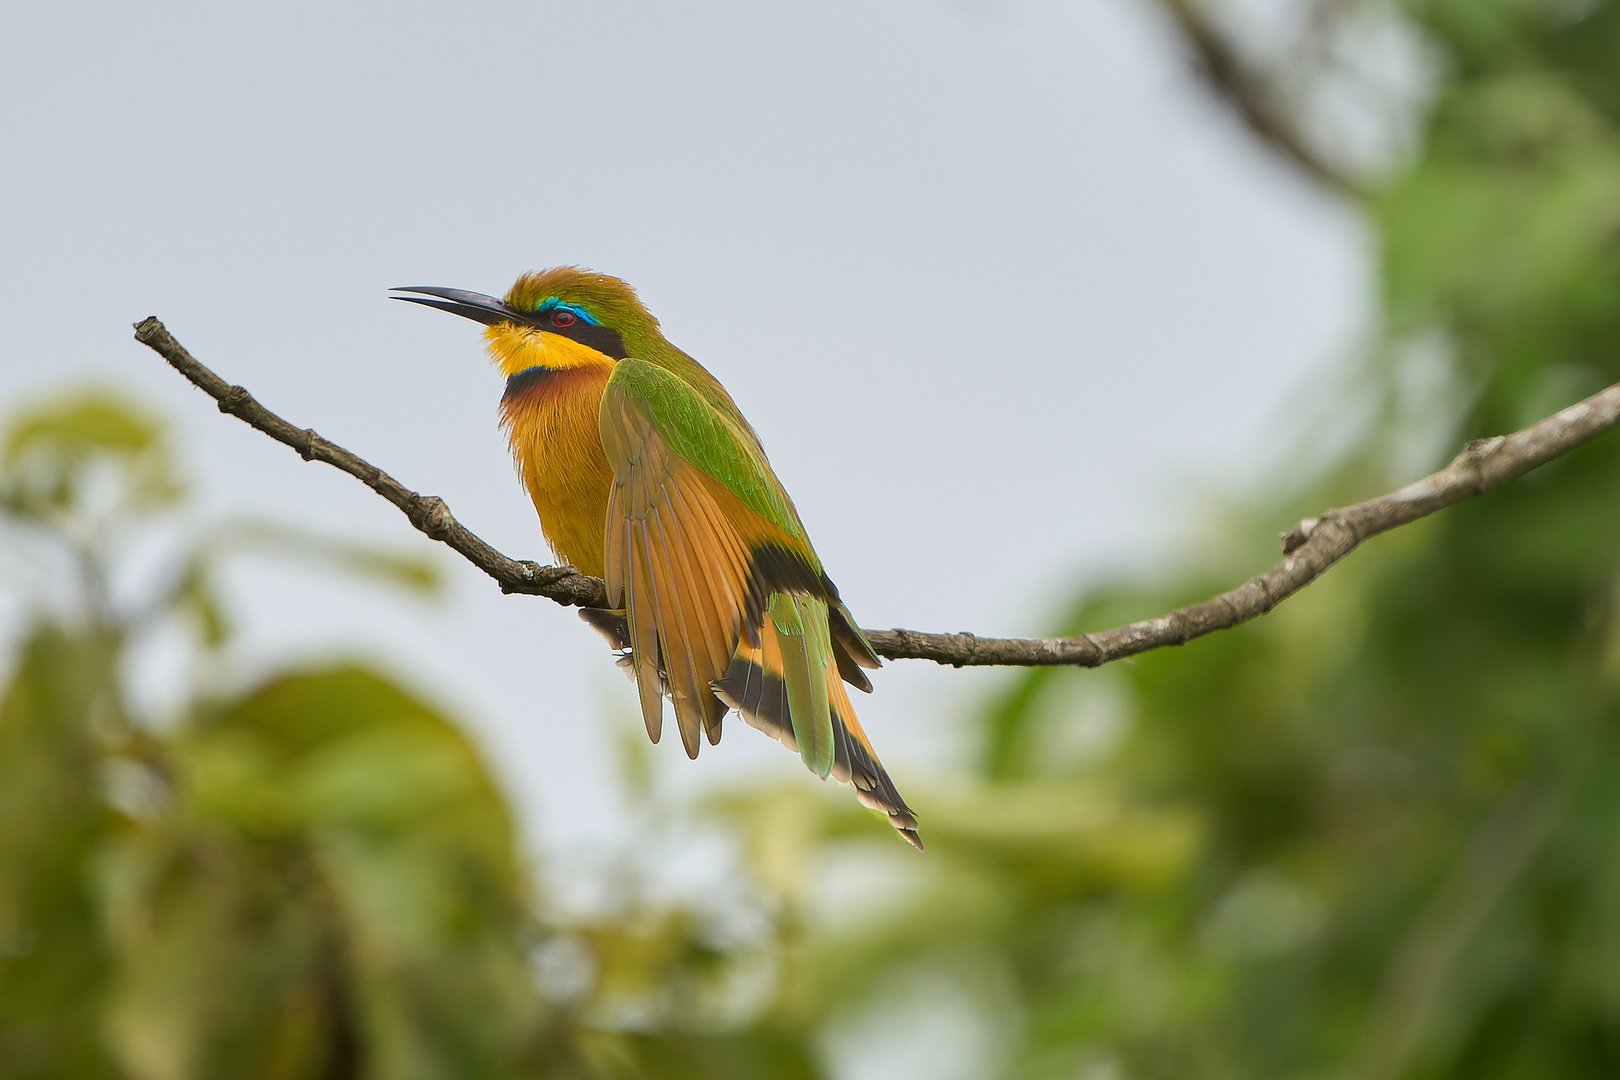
top-left (1281, 517), bottom-right (1320, 555)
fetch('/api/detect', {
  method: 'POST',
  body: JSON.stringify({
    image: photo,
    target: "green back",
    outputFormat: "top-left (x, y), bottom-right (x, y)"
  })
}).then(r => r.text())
top-left (605, 359), bottom-right (819, 568)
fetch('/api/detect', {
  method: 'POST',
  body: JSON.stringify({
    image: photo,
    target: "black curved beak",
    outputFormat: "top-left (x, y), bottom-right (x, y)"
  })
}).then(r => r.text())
top-left (390, 286), bottom-right (534, 327)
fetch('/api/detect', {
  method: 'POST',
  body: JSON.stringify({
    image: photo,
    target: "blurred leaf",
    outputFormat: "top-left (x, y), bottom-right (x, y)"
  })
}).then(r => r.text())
top-left (156, 557), bottom-right (232, 649)
top-left (97, 668), bottom-right (549, 1080)
top-left (0, 626), bottom-right (122, 1079)
top-left (0, 390), bottom-right (183, 525)
top-left (611, 1031), bottom-right (817, 1080)
top-left (210, 519), bottom-right (443, 596)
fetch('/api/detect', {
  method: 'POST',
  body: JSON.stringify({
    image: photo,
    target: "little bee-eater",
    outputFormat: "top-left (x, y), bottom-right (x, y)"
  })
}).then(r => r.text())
top-left (394, 269), bottom-right (920, 849)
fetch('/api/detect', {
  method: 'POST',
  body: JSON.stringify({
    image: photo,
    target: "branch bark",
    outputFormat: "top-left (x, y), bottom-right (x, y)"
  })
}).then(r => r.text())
top-left (135, 317), bottom-right (1620, 669)
top-left (133, 318), bottom-right (607, 609)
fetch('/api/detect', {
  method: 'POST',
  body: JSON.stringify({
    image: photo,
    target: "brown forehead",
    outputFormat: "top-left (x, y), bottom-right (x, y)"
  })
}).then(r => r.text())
top-left (506, 267), bottom-right (643, 312)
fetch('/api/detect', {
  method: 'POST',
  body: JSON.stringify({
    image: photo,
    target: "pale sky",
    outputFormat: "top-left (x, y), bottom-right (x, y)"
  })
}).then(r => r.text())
top-left (0, 0), bottom-right (1364, 884)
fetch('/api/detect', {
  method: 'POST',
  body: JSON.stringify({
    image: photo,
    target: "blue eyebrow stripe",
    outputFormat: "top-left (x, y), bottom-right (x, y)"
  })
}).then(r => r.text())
top-left (535, 297), bottom-right (601, 325)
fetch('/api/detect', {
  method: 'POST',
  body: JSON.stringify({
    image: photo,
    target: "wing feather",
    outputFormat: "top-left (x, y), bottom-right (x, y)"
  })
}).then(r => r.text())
top-left (678, 478), bottom-right (758, 647)
top-left (603, 381), bottom-right (748, 757)
top-left (600, 359), bottom-right (920, 847)
top-left (644, 508), bottom-right (699, 755)
top-left (624, 514), bottom-right (664, 744)
top-left (659, 488), bottom-right (732, 685)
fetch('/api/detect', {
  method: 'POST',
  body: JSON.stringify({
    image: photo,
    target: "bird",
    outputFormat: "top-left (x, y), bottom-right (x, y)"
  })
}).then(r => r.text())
top-left (392, 268), bottom-right (921, 849)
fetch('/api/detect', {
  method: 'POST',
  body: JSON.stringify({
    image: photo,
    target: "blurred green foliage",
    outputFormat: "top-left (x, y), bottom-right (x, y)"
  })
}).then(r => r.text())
top-left (8, 2), bottom-right (1620, 1076)
top-left (706, 2), bottom-right (1620, 1075)
top-left (695, 2), bottom-right (1620, 1076)
top-left (0, 393), bottom-right (805, 1078)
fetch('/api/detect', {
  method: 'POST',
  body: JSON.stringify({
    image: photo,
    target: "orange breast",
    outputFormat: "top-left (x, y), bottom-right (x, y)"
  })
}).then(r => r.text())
top-left (499, 365), bottom-right (616, 579)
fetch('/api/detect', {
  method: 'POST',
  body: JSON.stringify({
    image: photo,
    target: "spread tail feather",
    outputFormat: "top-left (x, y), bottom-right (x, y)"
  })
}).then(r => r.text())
top-left (714, 616), bottom-right (922, 850)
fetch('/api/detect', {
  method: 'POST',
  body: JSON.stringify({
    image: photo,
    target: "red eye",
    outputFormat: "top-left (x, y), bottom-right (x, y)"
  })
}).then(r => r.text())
top-left (551, 310), bottom-right (577, 327)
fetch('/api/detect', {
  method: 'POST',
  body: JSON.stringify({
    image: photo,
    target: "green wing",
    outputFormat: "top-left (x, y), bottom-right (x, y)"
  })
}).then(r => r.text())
top-left (597, 361), bottom-right (916, 846)
top-left (603, 359), bottom-right (882, 673)
top-left (603, 359), bottom-right (807, 550)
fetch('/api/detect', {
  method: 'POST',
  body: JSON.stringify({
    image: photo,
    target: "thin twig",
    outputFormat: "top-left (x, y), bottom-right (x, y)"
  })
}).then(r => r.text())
top-left (133, 318), bottom-right (606, 608)
top-left (135, 318), bottom-right (1620, 669)
top-left (1351, 783), bottom-right (1555, 1080)
top-left (1156, 0), bottom-right (1366, 200)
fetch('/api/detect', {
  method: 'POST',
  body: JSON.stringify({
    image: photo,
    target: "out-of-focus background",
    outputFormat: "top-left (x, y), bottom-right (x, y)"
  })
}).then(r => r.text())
top-left (5, 0), bottom-right (1620, 1076)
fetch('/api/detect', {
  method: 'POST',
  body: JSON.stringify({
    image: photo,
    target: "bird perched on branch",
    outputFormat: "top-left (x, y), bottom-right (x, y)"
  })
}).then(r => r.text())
top-left (393, 269), bottom-right (920, 848)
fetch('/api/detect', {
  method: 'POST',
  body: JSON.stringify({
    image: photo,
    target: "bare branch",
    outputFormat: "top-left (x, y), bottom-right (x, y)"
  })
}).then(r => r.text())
top-left (135, 318), bottom-right (1620, 669)
top-left (867, 390), bottom-right (1620, 666)
top-left (133, 318), bottom-right (607, 609)
top-left (1156, 0), bottom-right (1367, 200)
